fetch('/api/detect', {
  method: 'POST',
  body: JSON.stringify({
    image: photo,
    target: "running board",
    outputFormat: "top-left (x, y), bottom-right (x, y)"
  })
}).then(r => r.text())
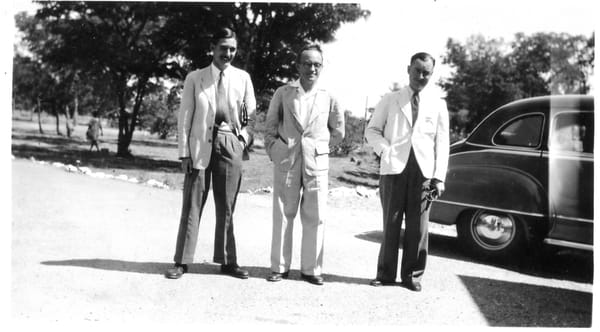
top-left (544, 238), bottom-right (593, 251)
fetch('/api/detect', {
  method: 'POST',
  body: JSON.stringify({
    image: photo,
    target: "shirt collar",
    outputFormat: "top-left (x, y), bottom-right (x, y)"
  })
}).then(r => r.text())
top-left (290, 80), bottom-right (320, 96)
top-left (211, 63), bottom-right (231, 81)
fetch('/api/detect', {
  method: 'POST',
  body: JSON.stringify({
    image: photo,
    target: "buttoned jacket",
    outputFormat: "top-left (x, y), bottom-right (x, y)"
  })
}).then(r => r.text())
top-left (264, 82), bottom-right (344, 177)
top-left (365, 85), bottom-right (449, 181)
top-left (177, 65), bottom-right (256, 169)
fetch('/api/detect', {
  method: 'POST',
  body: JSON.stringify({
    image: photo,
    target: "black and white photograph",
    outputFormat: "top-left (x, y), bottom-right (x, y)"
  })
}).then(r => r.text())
top-left (4, 0), bottom-right (596, 329)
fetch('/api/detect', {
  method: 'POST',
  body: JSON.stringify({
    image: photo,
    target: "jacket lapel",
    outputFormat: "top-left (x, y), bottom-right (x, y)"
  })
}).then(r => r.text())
top-left (200, 67), bottom-right (216, 113)
top-left (396, 89), bottom-right (413, 126)
top-left (285, 87), bottom-right (305, 133)
top-left (306, 89), bottom-right (325, 128)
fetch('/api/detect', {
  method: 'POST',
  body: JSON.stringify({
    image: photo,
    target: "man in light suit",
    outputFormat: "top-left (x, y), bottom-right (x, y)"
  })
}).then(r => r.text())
top-left (264, 44), bottom-right (344, 285)
top-left (165, 27), bottom-right (256, 280)
top-left (365, 52), bottom-right (449, 291)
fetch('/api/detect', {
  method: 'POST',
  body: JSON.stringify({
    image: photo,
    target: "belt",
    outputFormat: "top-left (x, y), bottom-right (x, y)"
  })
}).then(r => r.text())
top-left (215, 123), bottom-right (234, 133)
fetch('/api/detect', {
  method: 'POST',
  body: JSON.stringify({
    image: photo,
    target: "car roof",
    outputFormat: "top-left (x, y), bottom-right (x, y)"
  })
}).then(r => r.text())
top-left (499, 94), bottom-right (594, 113)
top-left (467, 94), bottom-right (594, 145)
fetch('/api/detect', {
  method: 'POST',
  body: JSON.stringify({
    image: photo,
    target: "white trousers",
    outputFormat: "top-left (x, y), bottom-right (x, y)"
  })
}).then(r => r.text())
top-left (270, 165), bottom-right (328, 276)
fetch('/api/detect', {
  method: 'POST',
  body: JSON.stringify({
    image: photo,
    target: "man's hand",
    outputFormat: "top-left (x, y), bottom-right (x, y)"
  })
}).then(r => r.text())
top-left (425, 178), bottom-right (445, 201)
top-left (431, 178), bottom-right (445, 199)
top-left (181, 157), bottom-right (193, 173)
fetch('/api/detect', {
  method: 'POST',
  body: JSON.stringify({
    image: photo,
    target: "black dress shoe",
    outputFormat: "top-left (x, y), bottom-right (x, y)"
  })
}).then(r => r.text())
top-left (401, 280), bottom-right (422, 292)
top-left (267, 271), bottom-right (289, 282)
top-left (369, 279), bottom-right (396, 287)
top-left (220, 264), bottom-right (249, 279)
top-left (301, 273), bottom-right (324, 285)
top-left (165, 263), bottom-right (188, 279)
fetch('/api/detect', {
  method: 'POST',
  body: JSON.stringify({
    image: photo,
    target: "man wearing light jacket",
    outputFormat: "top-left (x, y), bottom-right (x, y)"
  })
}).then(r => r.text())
top-left (365, 52), bottom-right (449, 292)
top-left (165, 27), bottom-right (255, 280)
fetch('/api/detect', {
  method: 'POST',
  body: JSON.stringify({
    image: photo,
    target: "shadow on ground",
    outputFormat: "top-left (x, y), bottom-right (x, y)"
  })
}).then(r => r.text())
top-left (355, 230), bottom-right (593, 284)
top-left (458, 275), bottom-right (592, 327)
top-left (40, 259), bottom-right (372, 285)
top-left (12, 133), bottom-right (180, 173)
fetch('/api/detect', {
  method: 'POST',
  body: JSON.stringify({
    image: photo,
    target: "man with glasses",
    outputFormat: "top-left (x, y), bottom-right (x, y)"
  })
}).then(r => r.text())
top-left (264, 44), bottom-right (344, 285)
top-left (165, 27), bottom-right (255, 280)
top-left (365, 52), bottom-right (449, 291)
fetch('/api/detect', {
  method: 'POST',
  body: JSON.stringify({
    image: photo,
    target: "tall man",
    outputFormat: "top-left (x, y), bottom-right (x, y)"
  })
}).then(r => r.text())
top-left (264, 44), bottom-right (344, 286)
top-left (365, 52), bottom-right (449, 292)
top-left (165, 27), bottom-right (256, 280)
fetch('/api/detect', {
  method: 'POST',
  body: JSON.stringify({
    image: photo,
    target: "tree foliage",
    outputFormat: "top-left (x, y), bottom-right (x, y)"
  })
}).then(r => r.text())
top-left (441, 32), bottom-right (594, 132)
top-left (16, 2), bottom-right (369, 156)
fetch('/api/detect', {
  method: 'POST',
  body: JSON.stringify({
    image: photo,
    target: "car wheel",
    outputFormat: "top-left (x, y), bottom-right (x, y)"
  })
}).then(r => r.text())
top-left (457, 209), bottom-right (527, 259)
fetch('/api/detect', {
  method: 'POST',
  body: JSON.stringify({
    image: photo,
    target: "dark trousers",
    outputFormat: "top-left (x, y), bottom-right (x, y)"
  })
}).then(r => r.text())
top-left (376, 149), bottom-right (431, 283)
top-left (173, 128), bottom-right (243, 266)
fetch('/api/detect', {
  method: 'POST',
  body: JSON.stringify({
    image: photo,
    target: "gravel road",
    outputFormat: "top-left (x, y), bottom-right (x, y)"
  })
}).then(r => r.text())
top-left (11, 158), bottom-right (593, 327)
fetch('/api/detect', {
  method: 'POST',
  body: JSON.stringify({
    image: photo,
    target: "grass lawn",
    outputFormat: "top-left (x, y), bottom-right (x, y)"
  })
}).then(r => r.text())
top-left (11, 113), bottom-right (380, 193)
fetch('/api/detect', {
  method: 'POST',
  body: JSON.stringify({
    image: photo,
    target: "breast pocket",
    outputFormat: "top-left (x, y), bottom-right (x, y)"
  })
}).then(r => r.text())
top-left (421, 116), bottom-right (437, 138)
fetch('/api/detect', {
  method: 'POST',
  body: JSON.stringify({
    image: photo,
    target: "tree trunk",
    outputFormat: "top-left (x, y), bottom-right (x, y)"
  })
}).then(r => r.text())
top-left (73, 94), bottom-right (79, 127)
top-left (36, 97), bottom-right (44, 134)
top-left (64, 105), bottom-right (73, 138)
top-left (116, 108), bottom-right (132, 157)
top-left (54, 105), bottom-right (62, 136)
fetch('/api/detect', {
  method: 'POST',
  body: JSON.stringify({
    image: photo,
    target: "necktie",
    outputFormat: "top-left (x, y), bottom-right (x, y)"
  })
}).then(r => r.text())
top-left (215, 70), bottom-right (230, 125)
top-left (411, 91), bottom-right (419, 126)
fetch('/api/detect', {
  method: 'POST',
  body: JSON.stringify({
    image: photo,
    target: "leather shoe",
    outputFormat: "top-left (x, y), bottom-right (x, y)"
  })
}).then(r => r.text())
top-left (165, 263), bottom-right (188, 279)
top-left (369, 279), bottom-right (396, 287)
top-left (220, 264), bottom-right (249, 279)
top-left (267, 271), bottom-right (289, 282)
top-left (401, 280), bottom-right (422, 292)
top-left (301, 273), bottom-right (324, 285)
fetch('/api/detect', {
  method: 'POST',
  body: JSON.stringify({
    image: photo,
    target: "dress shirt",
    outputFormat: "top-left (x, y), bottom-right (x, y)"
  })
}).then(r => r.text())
top-left (290, 80), bottom-right (319, 129)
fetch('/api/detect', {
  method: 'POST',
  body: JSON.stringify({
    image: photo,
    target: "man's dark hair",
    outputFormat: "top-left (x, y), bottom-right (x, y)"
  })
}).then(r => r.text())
top-left (211, 27), bottom-right (236, 44)
top-left (410, 52), bottom-right (435, 67)
top-left (295, 43), bottom-right (323, 64)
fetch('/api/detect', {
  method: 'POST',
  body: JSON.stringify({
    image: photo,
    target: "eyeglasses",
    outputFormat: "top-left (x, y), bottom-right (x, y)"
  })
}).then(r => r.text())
top-left (301, 62), bottom-right (322, 69)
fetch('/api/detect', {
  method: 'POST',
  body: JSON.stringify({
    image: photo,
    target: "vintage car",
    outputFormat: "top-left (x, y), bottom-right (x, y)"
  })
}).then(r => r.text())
top-left (430, 95), bottom-right (594, 259)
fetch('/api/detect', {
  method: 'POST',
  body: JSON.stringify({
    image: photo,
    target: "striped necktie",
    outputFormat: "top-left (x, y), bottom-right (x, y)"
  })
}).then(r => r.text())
top-left (411, 91), bottom-right (419, 126)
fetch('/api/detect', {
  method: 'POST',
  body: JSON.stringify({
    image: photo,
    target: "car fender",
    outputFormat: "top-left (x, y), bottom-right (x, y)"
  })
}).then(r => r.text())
top-left (430, 165), bottom-right (548, 225)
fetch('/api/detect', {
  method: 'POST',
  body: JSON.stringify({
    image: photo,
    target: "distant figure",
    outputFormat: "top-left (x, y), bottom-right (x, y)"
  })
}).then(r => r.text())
top-left (264, 44), bottom-right (345, 286)
top-left (86, 113), bottom-right (103, 152)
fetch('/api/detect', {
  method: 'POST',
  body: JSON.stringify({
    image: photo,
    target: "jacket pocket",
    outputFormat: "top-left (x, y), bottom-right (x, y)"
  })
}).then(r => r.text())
top-left (314, 141), bottom-right (330, 171)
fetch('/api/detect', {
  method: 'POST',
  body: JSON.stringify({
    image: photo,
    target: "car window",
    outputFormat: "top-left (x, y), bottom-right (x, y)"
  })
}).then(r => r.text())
top-left (493, 114), bottom-right (543, 148)
top-left (550, 111), bottom-right (594, 154)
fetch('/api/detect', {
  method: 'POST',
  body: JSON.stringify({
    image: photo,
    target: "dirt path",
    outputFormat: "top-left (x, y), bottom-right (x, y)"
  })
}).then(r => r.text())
top-left (11, 158), bottom-right (593, 327)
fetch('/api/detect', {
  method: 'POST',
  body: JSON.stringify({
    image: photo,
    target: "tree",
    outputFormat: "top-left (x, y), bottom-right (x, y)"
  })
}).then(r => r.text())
top-left (21, 2), bottom-right (369, 155)
top-left (138, 84), bottom-right (181, 139)
top-left (440, 32), bottom-right (594, 132)
top-left (441, 35), bottom-right (521, 130)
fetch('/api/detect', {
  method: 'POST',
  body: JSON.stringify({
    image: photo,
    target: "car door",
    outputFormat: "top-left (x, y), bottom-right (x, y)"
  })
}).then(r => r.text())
top-left (546, 110), bottom-right (594, 249)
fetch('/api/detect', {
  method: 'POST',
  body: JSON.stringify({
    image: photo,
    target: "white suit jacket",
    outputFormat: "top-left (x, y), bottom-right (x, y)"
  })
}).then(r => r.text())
top-left (264, 82), bottom-right (344, 177)
top-left (365, 85), bottom-right (449, 181)
top-left (177, 65), bottom-right (256, 169)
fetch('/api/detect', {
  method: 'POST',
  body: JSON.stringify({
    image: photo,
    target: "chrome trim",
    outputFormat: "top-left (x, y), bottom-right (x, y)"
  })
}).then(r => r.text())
top-left (554, 215), bottom-right (594, 224)
top-left (543, 238), bottom-right (593, 251)
top-left (453, 146), bottom-right (541, 157)
top-left (435, 199), bottom-right (546, 218)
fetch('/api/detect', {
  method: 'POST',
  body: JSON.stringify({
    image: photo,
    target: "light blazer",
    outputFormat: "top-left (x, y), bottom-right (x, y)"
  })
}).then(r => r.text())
top-left (177, 65), bottom-right (256, 169)
top-left (264, 83), bottom-right (344, 177)
top-left (365, 85), bottom-right (449, 181)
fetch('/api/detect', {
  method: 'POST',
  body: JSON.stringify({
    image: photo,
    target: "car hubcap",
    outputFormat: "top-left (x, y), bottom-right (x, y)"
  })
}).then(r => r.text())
top-left (471, 212), bottom-right (516, 251)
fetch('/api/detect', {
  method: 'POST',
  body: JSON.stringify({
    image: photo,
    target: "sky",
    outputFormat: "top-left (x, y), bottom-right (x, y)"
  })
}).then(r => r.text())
top-left (318, 0), bottom-right (597, 115)
top-left (6, 0), bottom-right (598, 116)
